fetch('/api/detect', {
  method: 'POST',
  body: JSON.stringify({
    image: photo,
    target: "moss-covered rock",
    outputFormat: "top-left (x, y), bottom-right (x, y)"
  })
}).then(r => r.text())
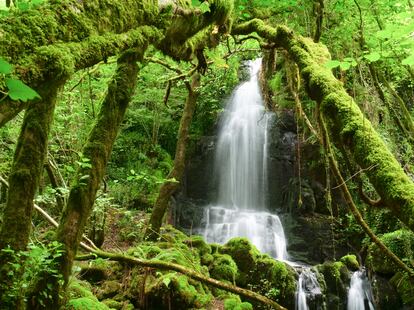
top-left (65, 279), bottom-right (111, 310)
top-left (209, 253), bottom-right (238, 283)
top-left (366, 229), bottom-right (414, 275)
top-left (316, 261), bottom-right (349, 309)
top-left (340, 254), bottom-right (359, 271)
top-left (145, 273), bottom-right (213, 309)
top-left (67, 279), bottom-right (97, 300)
top-left (96, 280), bottom-right (121, 300)
top-left (184, 235), bottom-right (212, 257)
top-left (65, 297), bottom-right (111, 310)
top-left (251, 256), bottom-right (297, 308)
top-left (224, 296), bottom-right (253, 310)
top-left (221, 238), bottom-right (260, 273)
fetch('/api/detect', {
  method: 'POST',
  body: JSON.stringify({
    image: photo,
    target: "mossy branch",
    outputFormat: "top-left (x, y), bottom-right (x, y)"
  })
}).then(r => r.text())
top-left (78, 249), bottom-right (286, 310)
top-left (319, 115), bottom-right (414, 278)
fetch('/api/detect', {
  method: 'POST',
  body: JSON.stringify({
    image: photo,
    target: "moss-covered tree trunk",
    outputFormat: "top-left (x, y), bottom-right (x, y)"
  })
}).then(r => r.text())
top-left (0, 82), bottom-right (62, 309)
top-left (146, 74), bottom-right (200, 240)
top-left (232, 19), bottom-right (414, 231)
top-left (29, 49), bottom-right (147, 309)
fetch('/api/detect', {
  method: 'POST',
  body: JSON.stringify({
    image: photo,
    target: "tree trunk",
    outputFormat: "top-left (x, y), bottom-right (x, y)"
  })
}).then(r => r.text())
top-left (146, 73), bottom-right (200, 240)
top-left (0, 82), bottom-right (62, 309)
top-left (27, 49), bottom-right (146, 309)
top-left (232, 19), bottom-right (414, 231)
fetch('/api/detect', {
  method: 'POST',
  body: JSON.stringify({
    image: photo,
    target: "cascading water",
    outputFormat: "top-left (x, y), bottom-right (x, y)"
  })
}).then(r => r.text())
top-left (295, 268), bottom-right (324, 310)
top-left (202, 58), bottom-right (288, 261)
top-left (347, 269), bottom-right (375, 310)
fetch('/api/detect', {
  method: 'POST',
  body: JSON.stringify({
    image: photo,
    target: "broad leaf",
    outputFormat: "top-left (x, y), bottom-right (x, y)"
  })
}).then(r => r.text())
top-left (364, 52), bottom-right (381, 63)
top-left (402, 53), bottom-right (414, 66)
top-left (324, 60), bottom-right (341, 69)
top-left (199, 2), bottom-right (210, 13)
top-left (5, 78), bottom-right (41, 102)
top-left (339, 62), bottom-right (351, 71)
top-left (0, 57), bottom-right (13, 74)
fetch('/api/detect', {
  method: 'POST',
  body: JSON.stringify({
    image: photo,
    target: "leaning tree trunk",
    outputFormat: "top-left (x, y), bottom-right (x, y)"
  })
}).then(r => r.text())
top-left (146, 73), bottom-right (201, 240)
top-left (27, 49), bottom-right (146, 309)
top-left (232, 19), bottom-right (414, 231)
top-left (0, 81), bottom-right (63, 309)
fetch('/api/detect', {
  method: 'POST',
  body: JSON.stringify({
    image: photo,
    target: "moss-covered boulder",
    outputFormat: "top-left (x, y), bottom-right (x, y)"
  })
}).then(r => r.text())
top-left (316, 261), bottom-right (350, 309)
top-left (209, 253), bottom-right (238, 283)
top-left (65, 297), bottom-right (111, 310)
top-left (145, 273), bottom-right (213, 309)
top-left (184, 235), bottom-right (213, 265)
top-left (250, 256), bottom-right (297, 308)
top-left (65, 280), bottom-right (111, 310)
top-left (340, 254), bottom-right (359, 271)
top-left (221, 238), bottom-right (260, 274)
top-left (224, 296), bottom-right (253, 310)
top-left (366, 229), bottom-right (414, 275)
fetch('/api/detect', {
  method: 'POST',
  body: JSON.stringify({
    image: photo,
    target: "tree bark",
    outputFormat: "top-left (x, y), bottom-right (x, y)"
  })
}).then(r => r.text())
top-left (37, 49), bottom-right (146, 309)
top-left (146, 73), bottom-right (200, 240)
top-left (0, 81), bottom-right (63, 309)
top-left (232, 19), bottom-right (414, 231)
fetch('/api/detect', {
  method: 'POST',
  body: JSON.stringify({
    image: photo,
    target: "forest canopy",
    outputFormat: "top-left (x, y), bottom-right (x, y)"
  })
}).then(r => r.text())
top-left (0, 0), bottom-right (414, 309)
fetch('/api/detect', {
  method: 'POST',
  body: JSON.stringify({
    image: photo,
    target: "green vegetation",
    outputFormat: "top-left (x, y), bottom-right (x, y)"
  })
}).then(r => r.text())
top-left (1, 0), bottom-right (414, 308)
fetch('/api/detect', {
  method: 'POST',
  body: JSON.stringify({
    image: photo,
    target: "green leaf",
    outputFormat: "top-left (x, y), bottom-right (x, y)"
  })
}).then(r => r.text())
top-left (339, 62), bottom-right (351, 71)
top-left (191, 0), bottom-right (201, 6)
top-left (324, 60), bottom-right (341, 69)
top-left (199, 2), bottom-right (210, 13)
top-left (5, 78), bottom-right (41, 102)
top-left (0, 57), bottom-right (13, 74)
top-left (364, 52), bottom-right (381, 63)
top-left (402, 53), bottom-right (414, 66)
top-left (162, 276), bottom-right (172, 288)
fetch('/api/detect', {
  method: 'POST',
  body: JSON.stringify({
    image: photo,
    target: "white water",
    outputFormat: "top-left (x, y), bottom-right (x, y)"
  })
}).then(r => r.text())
top-left (202, 59), bottom-right (288, 261)
top-left (347, 269), bottom-right (375, 310)
top-left (295, 268), bottom-right (323, 310)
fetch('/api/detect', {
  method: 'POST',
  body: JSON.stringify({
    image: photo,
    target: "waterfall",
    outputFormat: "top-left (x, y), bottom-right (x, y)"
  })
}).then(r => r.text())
top-left (347, 269), bottom-right (375, 310)
top-left (202, 58), bottom-right (288, 260)
top-left (295, 268), bottom-right (324, 310)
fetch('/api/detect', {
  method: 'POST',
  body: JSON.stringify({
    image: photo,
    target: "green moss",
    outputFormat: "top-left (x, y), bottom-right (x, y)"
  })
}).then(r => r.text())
top-left (316, 261), bottom-right (349, 299)
top-left (160, 224), bottom-right (189, 243)
top-left (209, 253), bottom-right (238, 283)
top-left (252, 256), bottom-right (296, 305)
top-left (340, 254), bottom-right (360, 271)
top-left (1, 0), bottom-right (158, 61)
top-left (221, 238), bottom-right (260, 273)
top-left (367, 229), bottom-right (414, 275)
top-left (390, 272), bottom-right (414, 305)
top-left (64, 297), bottom-right (110, 310)
top-left (102, 299), bottom-right (124, 310)
top-left (145, 273), bottom-right (213, 309)
top-left (224, 296), bottom-right (253, 310)
top-left (67, 279), bottom-right (97, 300)
top-left (184, 235), bottom-right (212, 256)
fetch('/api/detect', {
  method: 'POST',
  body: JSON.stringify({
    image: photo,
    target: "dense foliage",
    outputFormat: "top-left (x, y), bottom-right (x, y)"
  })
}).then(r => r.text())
top-left (0, 0), bottom-right (413, 309)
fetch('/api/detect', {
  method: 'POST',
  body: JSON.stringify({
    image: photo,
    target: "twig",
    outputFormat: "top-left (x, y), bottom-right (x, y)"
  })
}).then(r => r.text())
top-left (332, 164), bottom-right (379, 189)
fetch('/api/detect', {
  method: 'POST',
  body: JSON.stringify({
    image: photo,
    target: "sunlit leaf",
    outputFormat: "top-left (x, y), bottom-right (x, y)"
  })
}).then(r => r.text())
top-left (402, 53), bottom-right (414, 66)
top-left (5, 78), bottom-right (41, 102)
top-left (0, 57), bottom-right (13, 74)
top-left (339, 62), bottom-right (351, 71)
top-left (364, 52), bottom-right (381, 63)
top-left (324, 60), bottom-right (341, 69)
top-left (199, 2), bottom-right (210, 13)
